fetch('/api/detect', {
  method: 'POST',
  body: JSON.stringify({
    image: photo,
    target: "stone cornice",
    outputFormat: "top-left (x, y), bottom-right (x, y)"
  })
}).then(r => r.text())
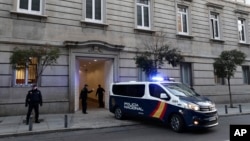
top-left (206, 2), bottom-right (224, 9)
top-left (64, 40), bottom-right (125, 51)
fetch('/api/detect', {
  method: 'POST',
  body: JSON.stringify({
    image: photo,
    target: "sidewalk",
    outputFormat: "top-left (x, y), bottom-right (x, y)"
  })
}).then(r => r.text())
top-left (0, 103), bottom-right (250, 137)
top-left (216, 103), bottom-right (250, 116)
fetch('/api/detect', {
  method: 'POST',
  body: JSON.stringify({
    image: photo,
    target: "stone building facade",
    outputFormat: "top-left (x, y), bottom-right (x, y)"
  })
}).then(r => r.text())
top-left (0, 0), bottom-right (250, 116)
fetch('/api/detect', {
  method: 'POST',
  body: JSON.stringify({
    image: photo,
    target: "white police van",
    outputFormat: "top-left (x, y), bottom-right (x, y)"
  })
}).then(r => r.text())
top-left (109, 80), bottom-right (218, 132)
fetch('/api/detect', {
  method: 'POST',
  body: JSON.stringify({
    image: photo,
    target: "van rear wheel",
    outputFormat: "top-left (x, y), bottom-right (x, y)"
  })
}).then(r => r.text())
top-left (114, 107), bottom-right (123, 120)
top-left (169, 114), bottom-right (185, 133)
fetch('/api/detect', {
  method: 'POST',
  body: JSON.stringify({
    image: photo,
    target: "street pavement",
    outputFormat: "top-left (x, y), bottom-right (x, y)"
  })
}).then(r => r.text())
top-left (0, 103), bottom-right (250, 137)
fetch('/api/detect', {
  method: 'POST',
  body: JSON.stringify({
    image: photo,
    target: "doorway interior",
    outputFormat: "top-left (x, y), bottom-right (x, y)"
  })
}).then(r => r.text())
top-left (77, 57), bottom-right (113, 111)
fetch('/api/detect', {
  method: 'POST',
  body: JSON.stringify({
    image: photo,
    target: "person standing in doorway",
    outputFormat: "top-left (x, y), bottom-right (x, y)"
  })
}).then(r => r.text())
top-left (25, 84), bottom-right (43, 125)
top-left (96, 84), bottom-right (105, 108)
top-left (80, 84), bottom-right (93, 114)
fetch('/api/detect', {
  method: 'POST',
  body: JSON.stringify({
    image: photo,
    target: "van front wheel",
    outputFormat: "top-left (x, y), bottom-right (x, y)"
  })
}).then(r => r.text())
top-left (169, 114), bottom-right (185, 132)
top-left (114, 107), bottom-right (123, 120)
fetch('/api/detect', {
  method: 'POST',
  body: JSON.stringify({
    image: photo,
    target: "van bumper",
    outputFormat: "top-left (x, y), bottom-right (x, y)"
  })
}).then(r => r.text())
top-left (183, 110), bottom-right (219, 128)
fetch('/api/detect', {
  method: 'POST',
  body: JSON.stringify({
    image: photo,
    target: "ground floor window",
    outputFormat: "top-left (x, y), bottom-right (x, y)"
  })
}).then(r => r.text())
top-left (242, 66), bottom-right (250, 84)
top-left (180, 62), bottom-right (192, 86)
top-left (15, 57), bottom-right (37, 85)
top-left (138, 68), bottom-right (147, 81)
top-left (214, 74), bottom-right (225, 85)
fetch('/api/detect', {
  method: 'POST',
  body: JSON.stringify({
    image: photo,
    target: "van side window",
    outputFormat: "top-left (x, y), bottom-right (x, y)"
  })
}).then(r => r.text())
top-left (149, 84), bottom-right (166, 98)
top-left (112, 84), bottom-right (145, 97)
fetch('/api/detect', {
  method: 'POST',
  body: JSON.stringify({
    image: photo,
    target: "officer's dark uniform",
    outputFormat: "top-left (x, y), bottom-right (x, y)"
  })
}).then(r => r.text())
top-left (96, 85), bottom-right (105, 108)
top-left (80, 85), bottom-right (93, 114)
top-left (25, 85), bottom-right (43, 124)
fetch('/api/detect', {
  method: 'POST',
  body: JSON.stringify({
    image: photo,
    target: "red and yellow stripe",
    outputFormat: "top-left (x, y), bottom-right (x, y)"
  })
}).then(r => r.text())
top-left (150, 102), bottom-right (167, 120)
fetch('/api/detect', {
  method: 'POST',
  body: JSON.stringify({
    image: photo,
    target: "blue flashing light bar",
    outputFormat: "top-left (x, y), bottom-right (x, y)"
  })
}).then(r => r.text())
top-left (151, 76), bottom-right (164, 81)
top-left (150, 75), bottom-right (175, 82)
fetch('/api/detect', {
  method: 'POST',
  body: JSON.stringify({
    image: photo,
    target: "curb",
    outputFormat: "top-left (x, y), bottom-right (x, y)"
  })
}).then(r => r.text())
top-left (0, 124), bottom-right (139, 138)
top-left (219, 112), bottom-right (250, 117)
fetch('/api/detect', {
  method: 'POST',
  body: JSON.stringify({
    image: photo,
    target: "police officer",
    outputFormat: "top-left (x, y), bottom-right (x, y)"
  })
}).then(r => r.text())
top-left (80, 84), bottom-right (93, 114)
top-left (25, 84), bottom-right (43, 124)
top-left (96, 84), bottom-right (105, 108)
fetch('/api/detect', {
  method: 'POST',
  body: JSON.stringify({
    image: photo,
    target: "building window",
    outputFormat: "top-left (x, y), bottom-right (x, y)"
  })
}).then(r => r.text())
top-left (17, 0), bottom-right (42, 15)
top-left (214, 74), bottom-right (225, 85)
top-left (238, 18), bottom-right (246, 43)
top-left (136, 0), bottom-right (150, 29)
top-left (138, 68), bottom-right (147, 81)
top-left (85, 0), bottom-right (103, 23)
top-left (177, 5), bottom-right (189, 34)
top-left (210, 12), bottom-right (220, 39)
top-left (180, 63), bottom-right (192, 86)
top-left (15, 57), bottom-right (37, 85)
top-left (242, 66), bottom-right (250, 84)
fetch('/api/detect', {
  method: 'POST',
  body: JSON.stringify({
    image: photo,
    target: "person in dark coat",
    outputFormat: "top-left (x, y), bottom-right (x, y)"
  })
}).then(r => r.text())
top-left (80, 84), bottom-right (93, 114)
top-left (25, 84), bottom-right (43, 124)
top-left (96, 84), bottom-right (105, 108)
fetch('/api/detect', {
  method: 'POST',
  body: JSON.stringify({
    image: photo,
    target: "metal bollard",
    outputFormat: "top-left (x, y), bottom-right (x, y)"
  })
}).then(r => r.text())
top-left (225, 105), bottom-right (228, 114)
top-left (64, 115), bottom-right (68, 128)
top-left (239, 104), bottom-right (242, 113)
top-left (29, 116), bottom-right (33, 131)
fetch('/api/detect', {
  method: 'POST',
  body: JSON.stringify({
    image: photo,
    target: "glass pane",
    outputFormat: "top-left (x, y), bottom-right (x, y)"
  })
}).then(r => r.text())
top-left (15, 67), bottom-right (26, 84)
top-left (178, 7), bottom-right (185, 12)
top-left (183, 14), bottom-right (187, 32)
top-left (242, 66), bottom-right (249, 84)
top-left (238, 21), bottom-right (241, 40)
top-left (137, 6), bottom-right (142, 26)
top-left (28, 65), bottom-right (37, 84)
top-left (243, 69), bottom-right (247, 84)
top-left (95, 0), bottom-right (102, 20)
top-left (238, 19), bottom-right (242, 26)
top-left (28, 58), bottom-right (37, 84)
top-left (215, 21), bottom-right (219, 37)
top-left (183, 66), bottom-right (189, 84)
top-left (144, 7), bottom-right (149, 27)
top-left (239, 30), bottom-right (242, 41)
top-left (31, 0), bottom-right (40, 11)
top-left (242, 25), bottom-right (245, 41)
top-left (182, 64), bottom-right (191, 86)
top-left (20, 0), bottom-right (29, 10)
top-left (210, 14), bottom-right (215, 19)
top-left (211, 19), bottom-right (215, 38)
top-left (86, 0), bottom-right (93, 19)
top-left (137, 0), bottom-right (149, 5)
top-left (210, 12), bottom-right (218, 19)
top-left (177, 13), bottom-right (182, 32)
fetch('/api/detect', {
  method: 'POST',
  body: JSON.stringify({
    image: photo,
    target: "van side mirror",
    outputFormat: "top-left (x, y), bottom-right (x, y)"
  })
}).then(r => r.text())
top-left (160, 93), bottom-right (169, 99)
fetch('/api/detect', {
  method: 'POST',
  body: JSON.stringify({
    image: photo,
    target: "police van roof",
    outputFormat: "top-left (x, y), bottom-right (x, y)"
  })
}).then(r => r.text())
top-left (112, 80), bottom-right (179, 84)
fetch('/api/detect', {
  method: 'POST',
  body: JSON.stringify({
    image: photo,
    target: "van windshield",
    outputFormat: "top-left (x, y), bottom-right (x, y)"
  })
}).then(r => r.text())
top-left (162, 83), bottom-right (197, 97)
